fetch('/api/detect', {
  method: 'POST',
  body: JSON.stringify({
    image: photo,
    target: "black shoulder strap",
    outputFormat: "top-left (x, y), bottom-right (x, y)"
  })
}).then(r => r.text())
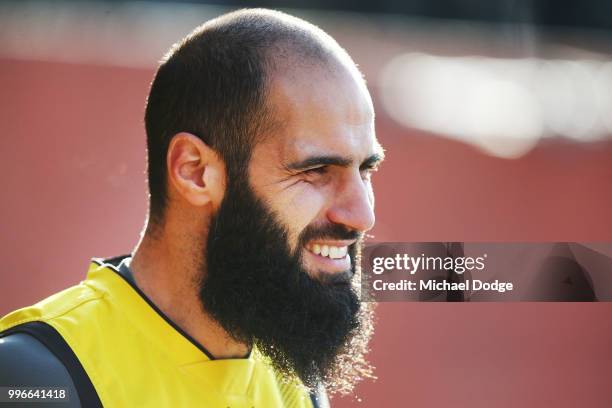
top-left (1, 321), bottom-right (102, 407)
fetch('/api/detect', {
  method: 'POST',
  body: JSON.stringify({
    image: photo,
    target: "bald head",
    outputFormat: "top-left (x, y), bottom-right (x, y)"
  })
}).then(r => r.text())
top-left (200, 9), bottom-right (359, 81)
top-left (144, 9), bottom-right (366, 224)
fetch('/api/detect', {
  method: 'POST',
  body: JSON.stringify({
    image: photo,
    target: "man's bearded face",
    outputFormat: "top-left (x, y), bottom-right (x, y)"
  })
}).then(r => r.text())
top-left (198, 174), bottom-right (374, 393)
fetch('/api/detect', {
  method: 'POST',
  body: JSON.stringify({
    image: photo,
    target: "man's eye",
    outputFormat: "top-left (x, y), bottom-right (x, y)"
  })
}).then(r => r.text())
top-left (303, 166), bottom-right (328, 176)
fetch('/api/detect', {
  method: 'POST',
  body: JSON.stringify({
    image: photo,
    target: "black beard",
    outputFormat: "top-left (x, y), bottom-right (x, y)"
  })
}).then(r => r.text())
top-left (198, 175), bottom-right (374, 392)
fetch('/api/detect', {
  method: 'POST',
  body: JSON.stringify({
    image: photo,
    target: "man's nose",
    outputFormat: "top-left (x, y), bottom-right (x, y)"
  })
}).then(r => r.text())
top-left (326, 172), bottom-right (375, 233)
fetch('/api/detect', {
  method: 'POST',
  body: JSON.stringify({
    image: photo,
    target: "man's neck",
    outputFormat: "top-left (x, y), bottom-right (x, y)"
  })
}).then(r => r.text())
top-left (129, 226), bottom-right (249, 360)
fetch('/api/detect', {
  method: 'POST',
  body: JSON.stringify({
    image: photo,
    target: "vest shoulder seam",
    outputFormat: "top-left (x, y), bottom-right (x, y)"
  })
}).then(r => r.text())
top-left (3, 290), bottom-right (106, 330)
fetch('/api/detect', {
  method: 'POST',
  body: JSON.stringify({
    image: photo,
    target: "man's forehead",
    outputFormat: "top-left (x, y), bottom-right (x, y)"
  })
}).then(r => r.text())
top-left (268, 63), bottom-right (374, 119)
top-left (263, 64), bottom-right (378, 164)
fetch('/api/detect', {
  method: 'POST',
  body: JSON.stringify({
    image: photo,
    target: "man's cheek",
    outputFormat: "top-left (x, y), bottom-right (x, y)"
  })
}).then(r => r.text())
top-left (293, 194), bottom-right (327, 228)
top-left (288, 216), bottom-right (323, 248)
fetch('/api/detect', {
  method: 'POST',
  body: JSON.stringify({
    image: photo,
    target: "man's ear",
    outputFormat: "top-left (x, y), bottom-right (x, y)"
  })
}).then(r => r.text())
top-left (166, 132), bottom-right (226, 210)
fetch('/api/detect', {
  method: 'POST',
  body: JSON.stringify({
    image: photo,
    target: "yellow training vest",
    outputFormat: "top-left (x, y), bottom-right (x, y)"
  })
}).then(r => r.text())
top-left (0, 259), bottom-right (315, 407)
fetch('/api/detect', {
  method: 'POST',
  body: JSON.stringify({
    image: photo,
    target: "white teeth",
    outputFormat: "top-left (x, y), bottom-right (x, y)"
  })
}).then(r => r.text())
top-left (329, 246), bottom-right (339, 258)
top-left (306, 244), bottom-right (348, 259)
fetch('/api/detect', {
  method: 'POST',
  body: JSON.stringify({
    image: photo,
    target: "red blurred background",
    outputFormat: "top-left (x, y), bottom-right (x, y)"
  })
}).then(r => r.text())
top-left (1, 2), bottom-right (612, 407)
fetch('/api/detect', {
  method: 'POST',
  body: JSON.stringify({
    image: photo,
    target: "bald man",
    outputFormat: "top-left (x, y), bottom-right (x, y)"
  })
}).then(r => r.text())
top-left (0, 9), bottom-right (383, 407)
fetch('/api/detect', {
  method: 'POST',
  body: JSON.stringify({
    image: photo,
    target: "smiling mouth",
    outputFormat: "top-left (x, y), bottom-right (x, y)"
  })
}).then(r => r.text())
top-left (304, 243), bottom-right (349, 259)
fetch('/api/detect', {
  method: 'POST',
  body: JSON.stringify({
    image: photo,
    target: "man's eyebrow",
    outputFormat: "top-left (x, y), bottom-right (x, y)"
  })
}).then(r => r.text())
top-left (285, 151), bottom-right (386, 172)
top-left (285, 155), bottom-right (353, 171)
